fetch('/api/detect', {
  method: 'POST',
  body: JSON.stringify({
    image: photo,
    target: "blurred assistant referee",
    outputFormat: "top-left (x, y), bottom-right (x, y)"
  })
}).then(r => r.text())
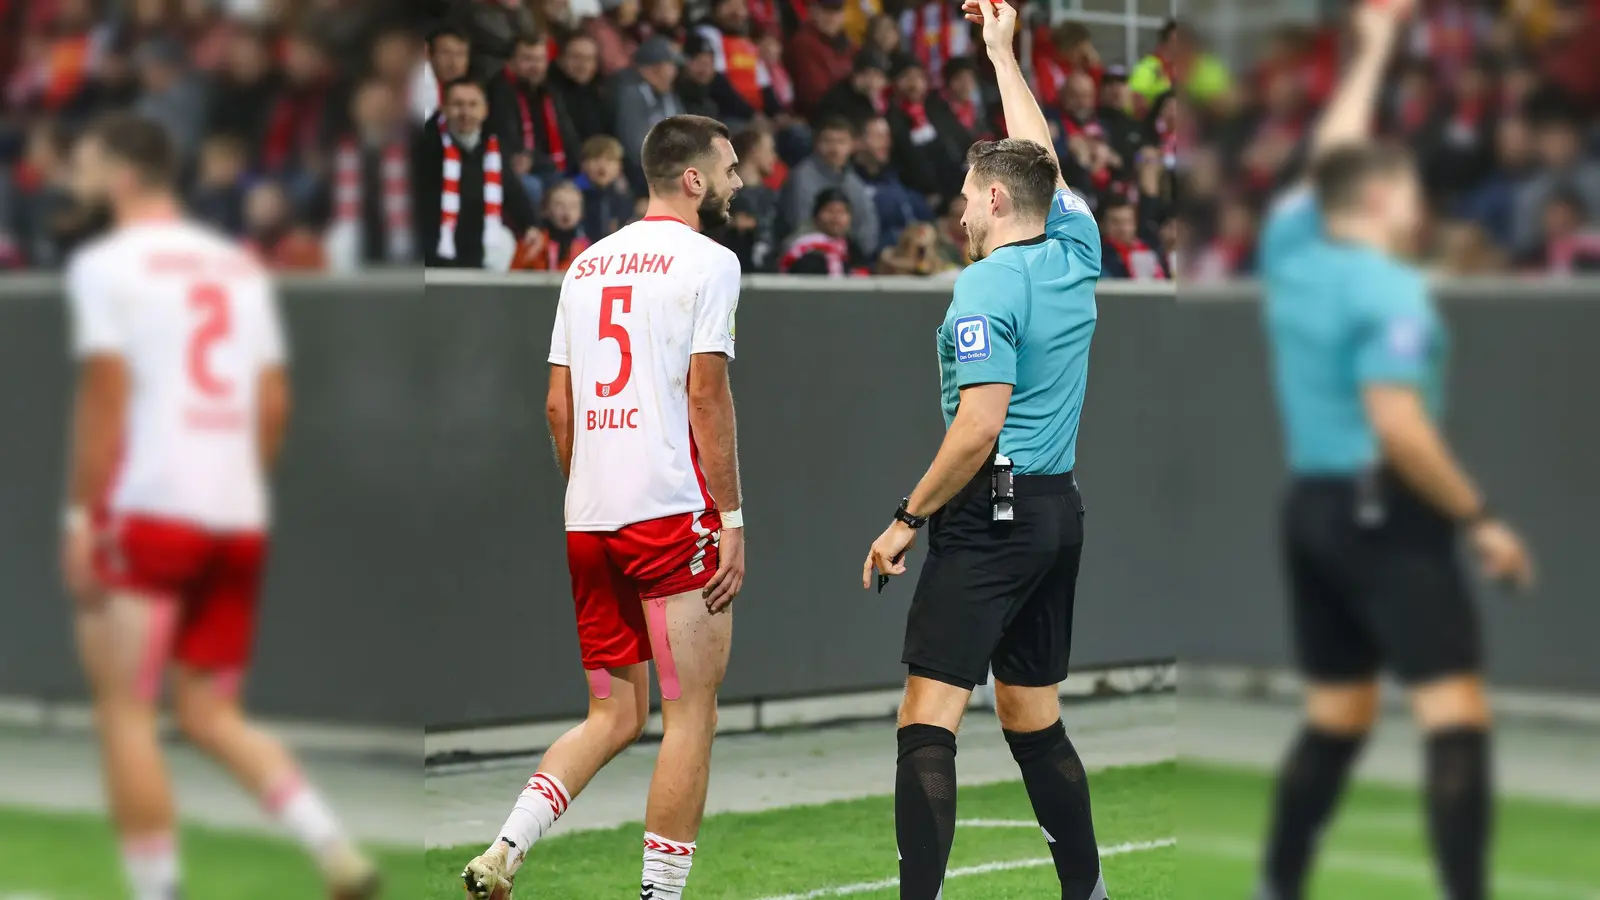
top-left (860, 3), bottom-right (1108, 899)
top-left (1255, 3), bottom-right (1534, 900)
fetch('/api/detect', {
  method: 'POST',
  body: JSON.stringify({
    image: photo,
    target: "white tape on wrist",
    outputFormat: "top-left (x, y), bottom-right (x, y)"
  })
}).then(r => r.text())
top-left (720, 508), bottom-right (744, 530)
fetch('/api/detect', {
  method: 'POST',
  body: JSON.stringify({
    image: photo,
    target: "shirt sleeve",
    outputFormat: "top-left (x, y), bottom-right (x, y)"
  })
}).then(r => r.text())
top-left (65, 252), bottom-right (123, 358)
top-left (949, 264), bottom-right (1023, 388)
top-left (1353, 265), bottom-right (1431, 387)
top-left (692, 252), bottom-right (740, 359)
top-left (548, 293), bottom-right (571, 366)
top-left (1045, 188), bottom-right (1102, 272)
top-left (1260, 186), bottom-right (1321, 275)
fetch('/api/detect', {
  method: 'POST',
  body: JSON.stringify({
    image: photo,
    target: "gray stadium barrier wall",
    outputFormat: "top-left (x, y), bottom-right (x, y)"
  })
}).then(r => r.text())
top-left (2, 273), bottom-right (1594, 728)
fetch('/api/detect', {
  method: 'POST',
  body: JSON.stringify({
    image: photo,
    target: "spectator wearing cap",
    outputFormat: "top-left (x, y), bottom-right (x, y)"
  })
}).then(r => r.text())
top-left (414, 78), bottom-right (538, 270)
top-left (781, 116), bottom-right (879, 252)
top-left (676, 32), bottom-right (723, 119)
top-left (550, 34), bottom-right (613, 144)
top-left (779, 187), bottom-right (872, 275)
top-left (614, 37), bottom-right (688, 176)
top-left (491, 32), bottom-right (582, 209)
top-left (206, 27), bottom-right (279, 157)
top-left (731, 127), bottom-right (783, 265)
top-left (818, 49), bottom-right (889, 129)
top-left (695, 0), bottom-right (784, 126)
top-left (885, 55), bottom-right (971, 205)
top-left (133, 36), bottom-right (208, 163)
top-left (586, 0), bottom-right (642, 76)
top-left (1096, 66), bottom-right (1148, 170)
top-left (786, 0), bottom-right (857, 118)
top-left (1031, 21), bottom-right (1102, 112)
top-left (852, 115), bottom-right (929, 254)
top-left (1099, 196), bottom-right (1168, 281)
top-left (422, 24), bottom-right (473, 124)
top-left (321, 78), bottom-right (417, 272)
top-left (573, 135), bottom-right (633, 241)
top-left (1512, 104), bottom-right (1600, 256)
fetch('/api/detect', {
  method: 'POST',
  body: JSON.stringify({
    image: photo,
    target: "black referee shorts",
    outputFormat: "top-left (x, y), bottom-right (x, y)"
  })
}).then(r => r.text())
top-left (1282, 469), bottom-right (1481, 685)
top-left (902, 467), bottom-right (1084, 690)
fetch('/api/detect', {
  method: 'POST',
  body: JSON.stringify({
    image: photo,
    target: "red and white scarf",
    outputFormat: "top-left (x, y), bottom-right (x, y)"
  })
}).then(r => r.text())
top-left (1107, 237), bottom-right (1167, 281)
top-left (334, 139), bottom-right (413, 263)
top-left (505, 69), bottom-right (568, 171)
top-left (900, 2), bottom-right (970, 83)
top-left (439, 132), bottom-right (503, 262)
top-left (779, 232), bottom-right (854, 276)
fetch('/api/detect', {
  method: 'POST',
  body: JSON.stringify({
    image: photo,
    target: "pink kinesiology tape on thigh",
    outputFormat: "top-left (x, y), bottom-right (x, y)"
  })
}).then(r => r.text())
top-left (645, 598), bottom-right (681, 701)
top-left (586, 667), bottom-right (612, 699)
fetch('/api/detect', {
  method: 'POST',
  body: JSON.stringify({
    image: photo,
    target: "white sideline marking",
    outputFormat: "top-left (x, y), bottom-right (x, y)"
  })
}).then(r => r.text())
top-left (955, 819), bottom-right (1046, 828)
top-left (1189, 835), bottom-right (1600, 899)
top-left (749, 838), bottom-right (1176, 900)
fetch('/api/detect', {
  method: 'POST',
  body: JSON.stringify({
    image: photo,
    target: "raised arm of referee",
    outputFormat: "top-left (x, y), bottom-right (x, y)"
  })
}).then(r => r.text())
top-left (1256, 4), bottom-right (1533, 900)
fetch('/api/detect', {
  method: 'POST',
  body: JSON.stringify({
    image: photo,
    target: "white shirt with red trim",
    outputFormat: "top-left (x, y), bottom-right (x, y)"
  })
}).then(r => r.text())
top-left (550, 216), bottom-right (740, 532)
top-left (67, 219), bottom-right (287, 532)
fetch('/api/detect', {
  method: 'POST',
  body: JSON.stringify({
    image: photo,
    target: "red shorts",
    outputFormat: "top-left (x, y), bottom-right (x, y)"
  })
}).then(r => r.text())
top-left (566, 510), bottom-right (721, 670)
top-left (95, 514), bottom-right (267, 678)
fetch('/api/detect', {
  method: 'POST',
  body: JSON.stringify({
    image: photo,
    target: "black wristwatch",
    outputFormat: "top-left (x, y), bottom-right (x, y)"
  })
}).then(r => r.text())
top-left (894, 497), bottom-right (929, 530)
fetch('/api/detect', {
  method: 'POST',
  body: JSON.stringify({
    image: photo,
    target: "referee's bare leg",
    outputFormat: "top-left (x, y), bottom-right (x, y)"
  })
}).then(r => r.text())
top-left (640, 588), bottom-right (734, 898)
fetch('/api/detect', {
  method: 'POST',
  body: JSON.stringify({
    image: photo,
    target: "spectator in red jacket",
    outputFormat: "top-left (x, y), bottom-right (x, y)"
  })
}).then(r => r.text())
top-left (786, 0), bottom-right (855, 118)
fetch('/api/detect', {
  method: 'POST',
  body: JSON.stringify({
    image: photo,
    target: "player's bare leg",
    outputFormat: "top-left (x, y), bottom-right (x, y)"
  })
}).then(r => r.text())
top-left (76, 593), bottom-right (181, 900)
top-left (994, 680), bottom-right (1107, 900)
top-left (463, 663), bottom-right (649, 898)
top-left (895, 676), bottom-right (971, 900)
top-left (170, 666), bottom-right (377, 899)
top-left (639, 589), bottom-right (734, 898)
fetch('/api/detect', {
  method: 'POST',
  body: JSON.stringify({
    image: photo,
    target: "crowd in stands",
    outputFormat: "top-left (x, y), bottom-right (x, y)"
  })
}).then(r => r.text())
top-left (1183, 0), bottom-right (1600, 280)
top-left (0, 0), bottom-right (1181, 279)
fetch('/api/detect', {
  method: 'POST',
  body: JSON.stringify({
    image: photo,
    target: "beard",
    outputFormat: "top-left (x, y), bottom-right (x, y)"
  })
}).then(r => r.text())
top-left (965, 219), bottom-right (988, 262)
top-left (698, 188), bottom-right (731, 230)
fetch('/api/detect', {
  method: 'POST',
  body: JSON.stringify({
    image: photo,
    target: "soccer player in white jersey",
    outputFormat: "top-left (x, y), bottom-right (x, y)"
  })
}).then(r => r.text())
top-left (58, 113), bottom-right (378, 900)
top-left (462, 114), bottom-right (746, 900)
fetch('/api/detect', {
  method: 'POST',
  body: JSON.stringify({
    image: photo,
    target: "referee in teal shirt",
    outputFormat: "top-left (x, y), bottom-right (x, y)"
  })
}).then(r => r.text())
top-left (1254, 3), bottom-right (1533, 900)
top-left (861, 3), bottom-right (1108, 898)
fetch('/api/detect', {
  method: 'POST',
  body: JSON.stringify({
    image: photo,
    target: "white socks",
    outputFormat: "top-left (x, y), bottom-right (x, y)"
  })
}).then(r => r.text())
top-left (262, 771), bottom-right (347, 857)
top-left (121, 832), bottom-right (179, 900)
top-left (641, 832), bottom-right (696, 899)
top-left (496, 771), bottom-right (571, 875)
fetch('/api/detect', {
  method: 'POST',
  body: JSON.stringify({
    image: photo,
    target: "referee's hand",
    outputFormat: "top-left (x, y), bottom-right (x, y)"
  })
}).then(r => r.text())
top-left (864, 521), bottom-right (917, 589)
top-left (1469, 518), bottom-right (1535, 592)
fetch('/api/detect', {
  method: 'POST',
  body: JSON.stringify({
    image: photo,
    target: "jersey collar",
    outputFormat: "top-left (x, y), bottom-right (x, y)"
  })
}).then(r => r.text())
top-left (992, 233), bottom-right (1048, 252)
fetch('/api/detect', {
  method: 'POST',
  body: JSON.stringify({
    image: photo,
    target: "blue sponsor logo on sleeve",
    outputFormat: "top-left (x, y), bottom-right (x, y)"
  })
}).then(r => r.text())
top-left (954, 315), bottom-right (991, 363)
top-left (1056, 190), bottom-right (1090, 217)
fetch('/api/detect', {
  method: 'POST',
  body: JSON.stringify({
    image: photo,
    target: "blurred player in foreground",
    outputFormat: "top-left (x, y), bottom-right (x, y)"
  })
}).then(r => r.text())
top-left (59, 113), bottom-right (378, 900)
top-left (461, 114), bottom-right (746, 900)
top-left (863, 1), bottom-right (1108, 897)
top-left (1257, 2), bottom-right (1535, 899)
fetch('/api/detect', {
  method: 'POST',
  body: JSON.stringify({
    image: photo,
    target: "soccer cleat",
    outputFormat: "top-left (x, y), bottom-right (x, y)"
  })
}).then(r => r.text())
top-left (323, 842), bottom-right (382, 899)
top-left (462, 841), bottom-right (516, 900)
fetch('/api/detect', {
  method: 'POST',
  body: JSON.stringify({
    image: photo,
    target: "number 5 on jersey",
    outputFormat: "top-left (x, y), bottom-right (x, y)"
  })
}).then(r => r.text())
top-left (597, 286), bottom-right (633, 398)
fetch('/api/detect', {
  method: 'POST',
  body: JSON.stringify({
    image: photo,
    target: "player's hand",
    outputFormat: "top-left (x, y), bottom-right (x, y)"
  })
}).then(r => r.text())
top-left (962, 0), bottom-right (1017, 58)
top-left (704, 526), bottom-right (745, 614)
top-left (60, 518), bottom-right (102, 607)
top-left (1352, 0), bottom-right (1413, 53)
top-left (1470, 518), bottom-right (1534, 592)
top-left (863, 521), bottom-right (917, 589)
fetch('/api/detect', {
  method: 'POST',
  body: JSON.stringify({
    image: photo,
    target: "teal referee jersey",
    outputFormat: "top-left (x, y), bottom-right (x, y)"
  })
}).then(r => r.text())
top-left (936, 189), bottom-right (1102, 475)
top-left (1262, 188), bottom-right (1450, 475)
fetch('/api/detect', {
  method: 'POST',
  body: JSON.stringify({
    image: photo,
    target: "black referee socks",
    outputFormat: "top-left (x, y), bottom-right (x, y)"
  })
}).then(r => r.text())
top-left (1426, 727), bottom-right (1492, 900)
top-left (1004, 721), bottom-right (1106, 900)
top-left (1260, 727), bottom-right (1367, 900)
top-left (895, 724), bottom-right (958, 900)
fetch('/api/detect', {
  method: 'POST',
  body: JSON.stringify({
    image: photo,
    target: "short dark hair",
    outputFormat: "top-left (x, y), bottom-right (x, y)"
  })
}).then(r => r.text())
top-left (443, 77), bottom-right (486, 101)
top-left (640, 115), bottom-right (731, 190)
top-left (1311, 144), bottom-right (1412, 215)
top-left (731, 125), bottom-right (771, 160)
top-left (84, 112), bottom-right (178, 187)
top-left (965, 139), bottom-right (1059, 221)
top-left (813, 186), bottom-right (851, 218)
top-left (815, 116), bottom-right (856, 138)
top-left (514, 31), bottom-right (547, 50)
top-left (427, 23), bottom-right (470, 48)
